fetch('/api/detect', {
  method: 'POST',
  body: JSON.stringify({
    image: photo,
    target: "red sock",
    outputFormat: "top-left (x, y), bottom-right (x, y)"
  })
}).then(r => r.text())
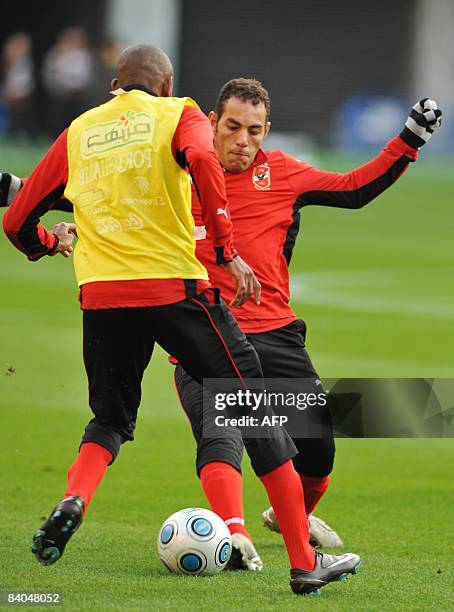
top-left (200, 462), bottom-right (251, 540)
top-left (260, 460), bottom-right (315, 570)
top-left (300, 475), bottom-right (330, 514)
top-left (64, 442), bottom-right (112, 511)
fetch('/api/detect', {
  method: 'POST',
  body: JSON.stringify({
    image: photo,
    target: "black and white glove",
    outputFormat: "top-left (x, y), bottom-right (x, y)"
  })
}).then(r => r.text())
top-left (0, 172), bottom-right (22, 207)
top-left (400, 98), bottom-right (442, 149)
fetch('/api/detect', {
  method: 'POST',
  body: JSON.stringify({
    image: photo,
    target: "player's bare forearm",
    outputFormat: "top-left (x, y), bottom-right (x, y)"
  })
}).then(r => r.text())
top-left (220, 255), bottom-right (261, 308)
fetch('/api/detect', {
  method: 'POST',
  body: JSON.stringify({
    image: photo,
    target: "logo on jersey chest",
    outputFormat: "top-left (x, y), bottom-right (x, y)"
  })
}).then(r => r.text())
top-left (252, 163), bottom-right (271, 190)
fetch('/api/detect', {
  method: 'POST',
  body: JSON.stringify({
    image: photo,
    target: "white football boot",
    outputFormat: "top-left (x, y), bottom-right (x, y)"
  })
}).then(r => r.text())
top-left (262, 507), bottom-right (343, 548)
top-left (226, 533), bottom-right (263, 571)
top-left (308, 514), bottom-right (343, 548)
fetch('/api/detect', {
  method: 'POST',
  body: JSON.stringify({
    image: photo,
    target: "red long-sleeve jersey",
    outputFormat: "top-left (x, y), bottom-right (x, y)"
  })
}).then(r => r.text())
top-left (3, 98), bottom-right (236, 308)
top-left (192, 135), bottom-right (418, 333)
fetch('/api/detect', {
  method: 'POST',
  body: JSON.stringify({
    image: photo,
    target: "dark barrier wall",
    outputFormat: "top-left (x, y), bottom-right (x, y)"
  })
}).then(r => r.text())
top-left (179, 0), bottom-right (414, 143)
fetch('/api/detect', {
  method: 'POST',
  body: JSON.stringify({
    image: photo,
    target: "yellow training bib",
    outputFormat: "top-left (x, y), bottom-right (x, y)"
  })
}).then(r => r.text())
top-left (64, 90), bottom-right (208, 285)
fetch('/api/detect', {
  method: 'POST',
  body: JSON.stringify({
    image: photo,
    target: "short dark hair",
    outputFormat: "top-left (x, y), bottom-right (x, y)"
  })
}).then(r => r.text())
top-left (215, 78), bottom-right (271, 121)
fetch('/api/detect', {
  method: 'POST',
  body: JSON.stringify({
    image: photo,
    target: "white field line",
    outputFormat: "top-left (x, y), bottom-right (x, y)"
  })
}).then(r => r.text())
top-left (290, 270), bottom-right (454, 320)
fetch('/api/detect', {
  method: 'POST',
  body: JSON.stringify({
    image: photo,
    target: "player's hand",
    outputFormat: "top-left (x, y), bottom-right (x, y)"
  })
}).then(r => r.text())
top-left (50, 222), bottom-right (77, 258)
top-left (0, 172), bottom-right (22, 207)
top-left (400, 98), bottom-right (442, 148)
top-left (221, 255), bottom-right (261, 308)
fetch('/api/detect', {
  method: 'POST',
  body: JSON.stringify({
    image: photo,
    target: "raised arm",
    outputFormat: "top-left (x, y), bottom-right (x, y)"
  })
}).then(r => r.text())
top-left (286, 99), bottom-right (442, 210)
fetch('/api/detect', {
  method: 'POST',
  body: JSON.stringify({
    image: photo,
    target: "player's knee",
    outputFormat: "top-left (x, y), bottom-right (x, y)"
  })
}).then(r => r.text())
top-left (196, 437), bottom-right (243, 476)
top-left (292, 438), bottom-right (335, 477)
top-left (81, 420), bottom-right (124, 463)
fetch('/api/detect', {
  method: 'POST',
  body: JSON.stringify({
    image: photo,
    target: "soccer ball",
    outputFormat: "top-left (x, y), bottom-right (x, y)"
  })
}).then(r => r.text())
top-left (157, 507), bottom-right (232, 575)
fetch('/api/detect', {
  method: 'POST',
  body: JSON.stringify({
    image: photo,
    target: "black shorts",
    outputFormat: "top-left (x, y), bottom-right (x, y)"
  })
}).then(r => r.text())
top-left (175, 319), bottom-right (335, 478)
top-left (81, 290), bottom-right (297, 473)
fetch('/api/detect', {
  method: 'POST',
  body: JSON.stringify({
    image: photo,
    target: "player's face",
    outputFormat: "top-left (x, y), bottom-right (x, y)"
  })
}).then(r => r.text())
top-left (209, 97), bottom-right (270, 173)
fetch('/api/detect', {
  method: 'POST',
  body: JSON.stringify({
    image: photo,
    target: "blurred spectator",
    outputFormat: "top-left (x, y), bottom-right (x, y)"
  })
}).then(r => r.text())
top-left (41, 26), bottom-right (93, 136)
top-left (89, 40), bottom-right (122, 106)
top-left (1, 32), bottom-right (37, 138)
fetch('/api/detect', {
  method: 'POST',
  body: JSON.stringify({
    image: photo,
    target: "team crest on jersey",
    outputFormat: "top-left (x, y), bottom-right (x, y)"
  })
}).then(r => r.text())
top-left (252, 163), bottom-right (271, 190)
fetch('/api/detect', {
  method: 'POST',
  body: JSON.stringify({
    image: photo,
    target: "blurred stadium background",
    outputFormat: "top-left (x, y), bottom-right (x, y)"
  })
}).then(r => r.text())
top-left (1, 1), bottom-right (453, 609)
top-left (1, 0), bottom-right (454, 152)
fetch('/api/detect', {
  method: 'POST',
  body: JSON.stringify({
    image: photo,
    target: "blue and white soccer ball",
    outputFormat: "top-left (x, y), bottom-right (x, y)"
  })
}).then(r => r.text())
top-left (157, 507), bottom-right (232, 575)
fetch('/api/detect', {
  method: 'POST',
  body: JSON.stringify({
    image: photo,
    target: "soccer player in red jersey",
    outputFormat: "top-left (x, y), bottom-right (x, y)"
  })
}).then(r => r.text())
top-left (171, 80), bottom-right (442, 582)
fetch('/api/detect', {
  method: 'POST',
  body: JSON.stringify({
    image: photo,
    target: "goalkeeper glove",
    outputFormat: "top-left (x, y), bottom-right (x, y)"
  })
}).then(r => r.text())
top-left (400, 98), bottom-right (442, 149)
top-left (0, 172), bottom-right (22, 207)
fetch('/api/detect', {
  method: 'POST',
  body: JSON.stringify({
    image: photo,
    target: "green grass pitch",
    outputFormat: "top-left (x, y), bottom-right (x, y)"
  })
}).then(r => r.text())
top-left (0, 142), bottom-right (453, 610)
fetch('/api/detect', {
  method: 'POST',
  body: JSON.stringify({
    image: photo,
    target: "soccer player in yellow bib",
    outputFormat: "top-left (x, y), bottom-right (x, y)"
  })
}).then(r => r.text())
top-left (2, 45), bottom-right (362, 595)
